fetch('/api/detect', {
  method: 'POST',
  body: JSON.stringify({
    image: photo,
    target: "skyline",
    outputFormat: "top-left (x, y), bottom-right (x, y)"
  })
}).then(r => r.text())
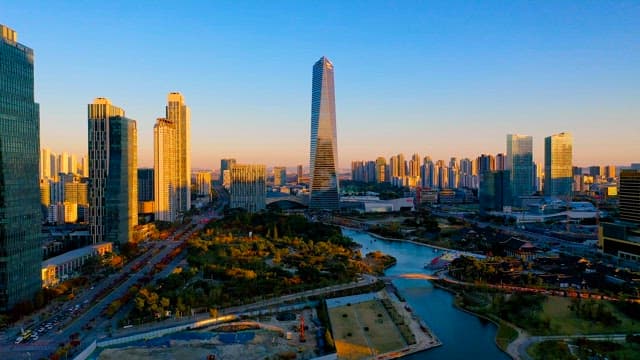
top-left (4, 1), bottom-right (640, 168)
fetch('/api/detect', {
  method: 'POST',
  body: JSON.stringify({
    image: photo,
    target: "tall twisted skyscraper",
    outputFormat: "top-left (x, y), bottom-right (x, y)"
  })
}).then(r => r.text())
top-left (0, 24), bottom-right (42, 311)
top-left (88, 98), bottom-right (137, 244)
top-left (309, 57), bottom-right (339, 210)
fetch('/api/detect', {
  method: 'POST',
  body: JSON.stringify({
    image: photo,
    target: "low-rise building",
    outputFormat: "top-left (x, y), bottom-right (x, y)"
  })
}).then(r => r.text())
top-left (41, 242), bottom-right (112, 287)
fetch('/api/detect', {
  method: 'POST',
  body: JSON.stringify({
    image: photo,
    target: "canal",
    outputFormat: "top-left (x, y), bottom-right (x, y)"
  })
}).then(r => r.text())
top-left (344, 228), bottom-right (510, 360)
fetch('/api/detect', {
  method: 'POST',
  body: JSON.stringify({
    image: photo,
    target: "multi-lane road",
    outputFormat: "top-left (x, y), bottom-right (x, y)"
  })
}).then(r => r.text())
top-left (2, 210), bottom-right (218, 360)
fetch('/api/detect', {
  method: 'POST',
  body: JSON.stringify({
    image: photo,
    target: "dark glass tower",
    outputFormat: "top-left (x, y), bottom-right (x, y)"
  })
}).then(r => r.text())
top-left (309, 57), bottom-right (339, 210)
top-left (506, 134), bottom-right (534, 206)
top-left (0, 25), bottom-right (42, 311)
top-left (88, 98), bottom-right (137, 245)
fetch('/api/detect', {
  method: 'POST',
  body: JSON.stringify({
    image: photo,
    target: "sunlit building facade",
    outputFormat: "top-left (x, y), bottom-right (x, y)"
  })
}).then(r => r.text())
top-left (273, 166), bottom-right (287, 186)
top-left (544, 132), bottom-right (573, 199)
top-left (309, 56), bottom-right (339, 210)
top-left (154, 117), bottom-right (177, 221)
top-left (195, 171), bottom-right (212, 198)
top-left (166, 93), bottom-right (191, 213)
top-left (230, 164), bottom-right (266, 212)
top-left (88, 98), bottom-right (137, 245)
top-left (0, 24), bottom-right (42, 310)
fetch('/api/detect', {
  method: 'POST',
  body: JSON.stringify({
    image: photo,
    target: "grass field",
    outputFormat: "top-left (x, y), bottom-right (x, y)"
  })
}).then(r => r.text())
top-left (328, 300), bottom-right (406, 360)
top-left (543, 297), bottom-right (640, 335)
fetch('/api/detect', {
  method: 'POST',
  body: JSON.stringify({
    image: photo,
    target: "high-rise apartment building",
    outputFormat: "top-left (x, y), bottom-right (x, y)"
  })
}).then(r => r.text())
top-left (495, 153), bottom-right (506, 171)
top-left (154, 117), bottom-right (177, 221)
top-left (220, 158), bottom-right (236, 183)
top-left (619, 170), bottom-right (640, 224)
top-left (309, 57), bottom-right (339, 210)
top-left (297, 165), bottom-right (304, 184)
top-left (41, 147), bottom-right (52, 179)
top-left (194, 171), bottom-right (212, 198)
top-left (88, 98), bottom-right (137, 245)
top-left (64, 180), bottom-right (88, 205)
top-left (544, 132), bottom-right (573, 199)
top-left (166, 93), bottom-right (191, 213)
top-left (506, 134), bottom-right (534, 206)
top-left (375, 157), bottom-right (387, 183)
top-left (273, 166), bottom-right (287, 186)
top-left (230, 164), bottom-right (266, 213)
top-left (0, 25), bottom-right (42, 310)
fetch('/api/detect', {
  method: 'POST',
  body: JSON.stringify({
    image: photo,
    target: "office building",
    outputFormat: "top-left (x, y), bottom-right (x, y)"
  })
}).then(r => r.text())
top-left (230, 164), bottom-right (266, 212)
top-left (619, 170), bottom-right (640, 224)
top-left (506, 134), bottom-right (534, 206)
top-left (309, 57), bottom-right (339, 210)
top-left (0, 25), bottom-right (42, 310)
top-left (375, 157), bottom-right (387, 183)
top-left (154, 117), bottom-right (177, 221)
top-left (138, 168), bottom-right (154, 202)
top-left (496, 153), bottom-right (506, 171)
top-left (604, 165), bottom-right (616, 180)
top-left (479, 171), bottom-right (512, 214)
top-left (544, 132), bottom-right (573, 199)
top-left (273, 166), bottom-right (287, 186)
top-left (88, 98), bottom-right (137, 245)
top-left (600, 167), bottom-right (640, 261)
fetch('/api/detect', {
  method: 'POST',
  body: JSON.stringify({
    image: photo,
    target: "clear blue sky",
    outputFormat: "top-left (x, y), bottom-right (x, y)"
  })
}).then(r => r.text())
top-left (3, 0), bottom-right (639, 169)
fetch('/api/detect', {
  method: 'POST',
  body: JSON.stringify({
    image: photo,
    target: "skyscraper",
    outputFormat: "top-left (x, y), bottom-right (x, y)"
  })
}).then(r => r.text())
top-left (273, 166), bottom-right (287, 186)
top-left (41, 148), bottom-right (52, 179)
top-left (297, 164), bottom-right (304, 184)
top-left (138, 168), bottom-right (154, 202)
top-left (506, 134), bottom-right (534, 206)
top-left (194, 171), bottom-right (212, 198)
top-left (220, 158), bottom-right (236, 183)
top-left (619, 169), bottom-right (640, 224)
top-left (154, 117), bottom-right (177, 221)
top-left (544, 132), bottom-right (573, 199)
top-left (230, 164), bottom-right (266, 213)
top-left (88, 98), bottom-right (137, 245)
top-left (375, 157), bottom-right (387, 183)
top-left (166, 93), bottom-right (191, 213)
top-left (0, 24), bottom-right (42, 311)
top-left (309, 56), bottom-right (339, 210)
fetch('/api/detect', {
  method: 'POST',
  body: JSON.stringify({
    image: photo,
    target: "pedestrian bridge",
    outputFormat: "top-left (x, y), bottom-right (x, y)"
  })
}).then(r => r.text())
top-left (382, 273), bottom-right (440, 281)
top-left (265, 195), bottom-right (309, 207)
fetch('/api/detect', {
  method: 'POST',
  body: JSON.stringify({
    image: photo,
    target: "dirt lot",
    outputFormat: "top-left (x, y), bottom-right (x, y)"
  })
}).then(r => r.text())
top-left (328, 300), bottom-right (406, 360)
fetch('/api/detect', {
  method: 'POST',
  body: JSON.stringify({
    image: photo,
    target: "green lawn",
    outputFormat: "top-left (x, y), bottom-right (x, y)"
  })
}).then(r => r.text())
top-left (543, 297), bottom-right (640, 335)
top-left (527, 340), bottom-right (576, 360)
top-left (495, 322), bottom-right (518, 351)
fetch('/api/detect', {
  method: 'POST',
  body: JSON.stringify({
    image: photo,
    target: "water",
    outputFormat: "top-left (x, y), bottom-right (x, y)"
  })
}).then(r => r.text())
top-left (344, 228), bottom-right (510, 360)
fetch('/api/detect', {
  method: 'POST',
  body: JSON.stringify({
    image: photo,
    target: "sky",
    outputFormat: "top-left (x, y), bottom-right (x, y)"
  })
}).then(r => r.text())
top-left (2, 1), bottom-right (639, 169)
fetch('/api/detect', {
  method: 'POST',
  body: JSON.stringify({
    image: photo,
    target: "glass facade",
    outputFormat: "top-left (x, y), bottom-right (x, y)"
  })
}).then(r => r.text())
top-left (544, 132), bottom-right (573, 199)
top-left (230, 164), bottom-right (266, 212)
top-left (309, 57), bottom-right (339, 210)
top-left (506, 134), bottom-right (534, 206)
top-left (88, 99), bottom-right (137, 245)
top-left (619, 170), bottom-right (640, 224)
top-left (0, 25), bottom-right (42, 310)
top-left (479, 170), bottom-right (512, 214)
